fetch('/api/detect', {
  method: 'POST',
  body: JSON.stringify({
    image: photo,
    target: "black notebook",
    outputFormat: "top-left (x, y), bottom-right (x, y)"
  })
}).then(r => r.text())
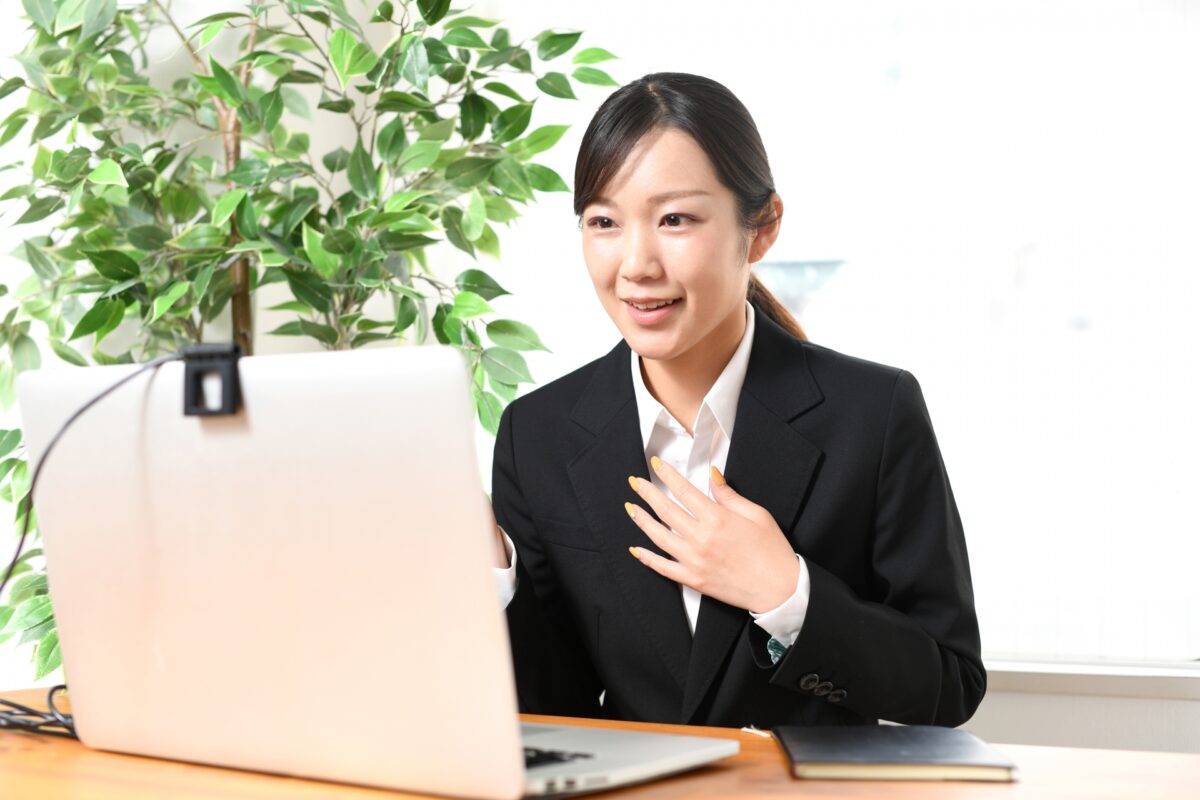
top-left (773, 724), bottom-right (1018, 782)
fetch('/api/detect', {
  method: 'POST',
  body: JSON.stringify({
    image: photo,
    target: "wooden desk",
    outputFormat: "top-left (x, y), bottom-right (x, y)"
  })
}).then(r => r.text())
top-left (2, 687), bottom-right (1198, 799)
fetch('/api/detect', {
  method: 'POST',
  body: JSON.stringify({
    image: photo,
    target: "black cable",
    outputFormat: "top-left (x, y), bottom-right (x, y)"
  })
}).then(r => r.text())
top-left (0, 684), bottom-right (75, 738)
top-left (0, 352), bottom-right (182, 601)
top-left (0, 352), bottom-right (186, 740)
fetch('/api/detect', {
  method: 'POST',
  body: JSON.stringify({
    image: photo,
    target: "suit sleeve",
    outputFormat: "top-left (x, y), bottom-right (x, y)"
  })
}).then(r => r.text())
top-left (749, 369), bottom-right (986, 726)
top-left (492, 401), bottom-right (604, 717)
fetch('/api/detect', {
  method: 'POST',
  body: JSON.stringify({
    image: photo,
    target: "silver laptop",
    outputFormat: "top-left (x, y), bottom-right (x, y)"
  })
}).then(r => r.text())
top-left (16, 345), bottom-right (738, 799)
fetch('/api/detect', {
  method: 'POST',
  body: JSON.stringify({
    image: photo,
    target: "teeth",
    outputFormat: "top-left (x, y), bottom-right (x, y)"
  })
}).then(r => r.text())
top-left (630, 299), bottom-right (676, 310)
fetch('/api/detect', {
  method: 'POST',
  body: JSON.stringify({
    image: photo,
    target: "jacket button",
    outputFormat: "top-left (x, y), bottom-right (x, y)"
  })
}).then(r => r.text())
top-left (799, 673), bottom-right (820, 691)
top-left (827, 689), bottom-right (847, 703)
top-left (814, 681), bottom-right (833, 697)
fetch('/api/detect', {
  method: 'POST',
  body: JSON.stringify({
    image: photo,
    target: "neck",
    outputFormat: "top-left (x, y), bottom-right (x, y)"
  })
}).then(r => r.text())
top-left (639, 301), bottom-right (747, 436)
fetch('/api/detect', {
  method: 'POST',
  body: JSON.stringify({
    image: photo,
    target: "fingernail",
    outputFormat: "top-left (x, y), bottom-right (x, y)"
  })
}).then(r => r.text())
top-left (710, 465), bottom-right (726, 486)
top-left (628, 546), bottom-right (641, 559)
top-left (624, 502), bottom-right (637, 519)
top-left (628, 475), bottom-right (640, 492)
top-left (650, 455), bottom-right (662, 472)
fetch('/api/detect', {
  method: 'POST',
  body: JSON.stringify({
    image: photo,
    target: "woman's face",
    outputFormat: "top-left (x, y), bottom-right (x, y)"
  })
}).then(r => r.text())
top-left (580, 127), bottom-right (757, 364)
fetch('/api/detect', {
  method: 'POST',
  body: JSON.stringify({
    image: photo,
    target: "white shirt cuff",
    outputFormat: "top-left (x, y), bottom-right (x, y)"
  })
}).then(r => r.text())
top-left (493, 526), bottom-right (518, 609)
top-left (748, 553), bottom-right (810, 648)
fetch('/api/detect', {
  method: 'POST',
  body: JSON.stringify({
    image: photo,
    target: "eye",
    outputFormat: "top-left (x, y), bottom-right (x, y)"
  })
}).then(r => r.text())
top-left (586, 216), bottom-right (615, 229)
top-left (662, 213), bottom-right (690, 227)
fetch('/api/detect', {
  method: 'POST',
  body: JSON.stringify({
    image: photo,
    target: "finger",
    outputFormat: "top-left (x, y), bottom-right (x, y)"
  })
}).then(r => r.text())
top-left (624, 501), bottom-right (691, 562)
top-left (650, 455), bottom-right (718, 523)
top-left (628, 544), bottom-right (690, 585)
top-left (628, 472), bottom-right (698, 536)
top-left (709, 465), bottom-right (769, 521)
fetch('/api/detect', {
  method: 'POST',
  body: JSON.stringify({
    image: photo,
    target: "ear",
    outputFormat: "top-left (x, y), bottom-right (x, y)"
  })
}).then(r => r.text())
top-left (747, 193), bottom-right (784, 265)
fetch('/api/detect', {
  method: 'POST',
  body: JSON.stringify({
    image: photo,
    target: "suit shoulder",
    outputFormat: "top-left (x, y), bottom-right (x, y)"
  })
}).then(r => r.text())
top-left (798, 338), bottom-right (909, 394)
top-left (501, 346), bottom-right (616, 426)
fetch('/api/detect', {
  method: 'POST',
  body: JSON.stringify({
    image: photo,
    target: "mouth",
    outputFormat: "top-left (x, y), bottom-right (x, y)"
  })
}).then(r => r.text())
top-left (624, 298), bottom-right (681, 311)
top-left (623, 297), bottom-right (682, 325)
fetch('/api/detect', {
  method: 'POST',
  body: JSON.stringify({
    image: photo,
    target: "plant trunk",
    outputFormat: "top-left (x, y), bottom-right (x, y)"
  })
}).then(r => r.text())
top-left (220, 106), bottom-right (253, 356)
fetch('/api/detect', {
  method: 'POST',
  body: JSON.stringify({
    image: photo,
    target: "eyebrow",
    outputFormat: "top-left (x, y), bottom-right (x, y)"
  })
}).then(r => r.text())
top-left (591, 189), bottom-right (712, 207)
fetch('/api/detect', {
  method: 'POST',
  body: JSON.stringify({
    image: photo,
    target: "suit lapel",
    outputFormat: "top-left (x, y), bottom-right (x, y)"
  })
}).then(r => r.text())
top-left (680, 308), bottom-right (825, 723)
top-left (566, 340), bottom-right (693, 692)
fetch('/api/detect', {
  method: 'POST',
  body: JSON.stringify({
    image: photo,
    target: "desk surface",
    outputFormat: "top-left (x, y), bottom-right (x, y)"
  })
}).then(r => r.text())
top-left (2, 687), bottom-right (1199, 799)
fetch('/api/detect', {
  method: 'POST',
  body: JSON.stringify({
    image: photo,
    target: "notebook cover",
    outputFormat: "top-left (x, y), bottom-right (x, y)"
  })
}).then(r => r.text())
top-left (772, 724), bottom-right (1017, 782)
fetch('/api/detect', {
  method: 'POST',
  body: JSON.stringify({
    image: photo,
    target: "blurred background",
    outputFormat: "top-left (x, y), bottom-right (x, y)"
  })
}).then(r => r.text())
top-left (2, 0), bottom-right (1198, 750)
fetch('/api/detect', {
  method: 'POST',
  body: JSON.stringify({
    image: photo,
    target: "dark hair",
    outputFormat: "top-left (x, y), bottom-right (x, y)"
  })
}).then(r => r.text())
top-left (573, 72), bottom-right (806, 341)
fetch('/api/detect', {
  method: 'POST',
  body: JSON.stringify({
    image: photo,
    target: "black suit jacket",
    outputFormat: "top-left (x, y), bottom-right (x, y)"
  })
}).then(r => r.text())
top-left (491, 303), bottom-right (985, 729)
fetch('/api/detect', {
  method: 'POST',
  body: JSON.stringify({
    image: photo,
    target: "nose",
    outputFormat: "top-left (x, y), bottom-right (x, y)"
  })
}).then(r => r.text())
top-left (617, 222), bottom-right (664, 282)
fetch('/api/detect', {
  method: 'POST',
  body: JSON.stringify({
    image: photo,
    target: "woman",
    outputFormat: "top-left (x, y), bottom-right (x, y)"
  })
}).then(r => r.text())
top-left (486, 72), bottom-right (984, 730)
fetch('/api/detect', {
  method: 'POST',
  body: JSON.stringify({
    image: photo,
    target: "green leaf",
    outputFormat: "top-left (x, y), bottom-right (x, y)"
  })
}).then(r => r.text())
top-left (507, 124), bottom-right (569, 160)
top-left (572, 46), bottom-right (618, 65)
top-left (11, 335), bottom-right (40, 373)
top-left (22, 0), bottom-right (55, 34)
top-left (8, 594), bottom-right (53, 631)
top-left (224, 158), bottom-right (269, 185)
top-left (86, 158), bottom-right (127, 187)
top-left (482, 347), bottom-right (532, 385)
top-left (347, 138), bottom-right (378, 200)
top-left (302, 223), bottom-right (339, 278)
top-left (486, 319), bottom-right (551, 352)
top-left (24, 240), bottom-right (56, 280)
top-left (572, 66), bottom-right (619, 87)
top-left (69, 297), bottom-right (122, 340)
top-left (527, 163), bottom-right (569, 192)
top-left (459, 92), bottom-right (487, 140)
top-left (0, 429), bottom-right (21, 458)
top-left (85, 250), bottom-right (139, 281)
top-left (462, 188), bottom-right (486, 241)
top-left (455, 268), bottom-right (510, 300)
top-left (400, 39), bottom-right (430, 94)
top-left (198, 19), bottom-right (226, 49)
top-left (126, 225), bottom-right (170, 251)
top-left (444, 15), bottom-right (500, 30)
top-left (80, 0), bottom-right (117, 41)
top-left (283, 269), bottom-right (332, 313)
top-left (193, 262), bottom-right (216, 301)
top-left (377, 91), bottom-right (432, 113)
top-left (0, 77), bottom-right (25, 101)
top-left (322, 146), bottom-right (351, 173)
top-left (445, 157), bottom-right (497, 188)
top-left (329, 29), bottom-right (378, 90)
top-left (149, 282), bottom-right (190, 324)
top-left (442, 28), bottom-right (492, 50)
top-left (34, 629), bottom-right (61, 680)
top-left (393, 295), bottom-right (418, 333)
top-left (49, 338), bottom-right (88, 366)
top-left (383, 189), bottom-right (436, 213)
top-left (537, 32), bottom-right (582, 61)
top-left (419, 117), bottom-right (456, 142)
top-left (395, 140), bottom-right (440, 173)
top-left (491, 103), bottom-right (532, 144)
top-left (452, 290), bottom-right (493, 319)
top-left (211, 188), bottom-right (246, 227)
top-left (371, 1), bottom-right (394, 23)
top-left (299, 319), bottom-right (338, 346)
top-left (535, 72), bottom-right (575, 99)
top-left (208, 55), bottom-right (244, 106)
top-left (259, 88), bottom-right (283, 131)
top-left (417, 0), bottom-right (451, 25)
top-left (16, 196), bottom-right (63, 225)
top-left (473, 385), bottom-right (504, 435)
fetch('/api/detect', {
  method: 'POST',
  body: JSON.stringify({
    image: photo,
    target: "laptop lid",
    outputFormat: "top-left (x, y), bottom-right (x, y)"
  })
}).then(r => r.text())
top-left (17, 346), bottom-right (526, 800)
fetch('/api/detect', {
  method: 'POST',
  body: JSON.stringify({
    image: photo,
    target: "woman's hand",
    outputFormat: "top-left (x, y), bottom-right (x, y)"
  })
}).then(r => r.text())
top-left (625, 457), bottom-right (800, 614)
